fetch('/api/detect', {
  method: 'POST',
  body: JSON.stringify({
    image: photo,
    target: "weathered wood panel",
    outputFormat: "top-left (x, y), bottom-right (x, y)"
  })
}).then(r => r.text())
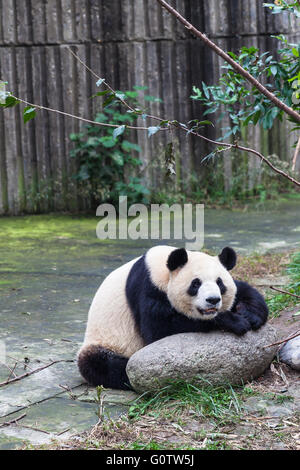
top-left (0, 0), bottom-right (299, 214)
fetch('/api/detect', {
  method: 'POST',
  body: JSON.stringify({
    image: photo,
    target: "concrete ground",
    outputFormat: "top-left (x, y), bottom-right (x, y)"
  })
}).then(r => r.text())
top-left (0, 198), bottom-right (299, 449)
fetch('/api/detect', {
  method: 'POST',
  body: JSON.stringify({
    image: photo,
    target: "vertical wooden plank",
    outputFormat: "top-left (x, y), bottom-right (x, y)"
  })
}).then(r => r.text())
top-left (132, 0), bottom-right (147, 40)
top-left (0, 50), bottom-right (9, 213)
top-left (145, 0), bottom-right (162, 39)
top-left (15, 0), bottom-right (33, 44)
top-left (74, 44), bottom-right (93, 211)
top-left (90, 42), bottom-right (106, 116)
top-left (61, 0), bottom-right (76, 43)
top-left (15, 47), bottom-right (33, 212)
top-left (45, 45), bottom-right (64, 210)
top-left (1, 0), bottom-right (16, 44)
top-left (1, 48), bottom-right (19, 213)
top-left (144, 41), bottom-right (164, 184)
top-left (0, 0), bottom-right (4, 44)
top-left (161, 0), bottom-right (175, 38)
top-left (75, 0), bottom-right (92, 43)
top-left (131, 41), bottom-right (151, 177)
top-left (31, 0), bottom-right (47, 44)
top-left (45, 0), bottom-right (61, 43)
top-left (90, 0), bottom-right (103, 42)
top-left (102, 0), bottom-right (123, 42)
top-left (61, 44), bottom-right (80, 211)
top-left (175, 39), bottom-right (194, 180)
top-left (31, 46), bottom-right (52, 212)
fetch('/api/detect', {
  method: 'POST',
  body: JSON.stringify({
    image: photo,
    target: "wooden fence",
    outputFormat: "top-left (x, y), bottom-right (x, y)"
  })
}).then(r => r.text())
top-left (0, 0), bottom-right (299, 214)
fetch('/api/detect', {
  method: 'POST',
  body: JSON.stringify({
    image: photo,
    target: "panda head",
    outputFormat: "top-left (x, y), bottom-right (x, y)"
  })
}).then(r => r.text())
top-left (166, 247), bottom-right (237, 320)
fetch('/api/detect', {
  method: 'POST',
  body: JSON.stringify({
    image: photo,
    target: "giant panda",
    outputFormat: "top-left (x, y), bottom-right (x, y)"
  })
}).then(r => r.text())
top-left (78, 245), bottom-right (268, 390)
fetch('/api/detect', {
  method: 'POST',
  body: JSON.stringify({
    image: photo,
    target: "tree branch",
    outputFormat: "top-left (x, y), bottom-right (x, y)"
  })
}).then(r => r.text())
top-left (0, 413), bottom-right (26, 428)
top-left (156, 0), bottom-right (300, 124)
top-left (0, 360), bottom-right (74, 388)
top-left (66, 48), bottom-right (300, 188)
top-left (11, 95), bottom-right (168, 133)
top-left (269, 285), bottom-right (300, 299)
top-left (264, 330), bottom-right (300, 349)
top-left (185, 129), bottom-right (300, 187)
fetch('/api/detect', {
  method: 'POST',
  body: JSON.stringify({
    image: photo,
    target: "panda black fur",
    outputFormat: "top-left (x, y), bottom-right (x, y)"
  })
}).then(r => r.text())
top-left (78, 246), bottom-right (268, 390)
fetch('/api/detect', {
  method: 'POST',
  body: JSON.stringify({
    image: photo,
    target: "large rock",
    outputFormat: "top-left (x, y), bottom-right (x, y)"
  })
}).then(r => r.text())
top-left (279, 336), bottom-right (300, 371)
top-left (126, 324), bottom-right (278, 392)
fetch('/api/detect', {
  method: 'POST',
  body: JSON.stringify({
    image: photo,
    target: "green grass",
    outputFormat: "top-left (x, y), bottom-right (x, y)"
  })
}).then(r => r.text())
top-left (128, 379), bottom-right (243, 425)
top-left (266, 251), bottom-right (300, 317)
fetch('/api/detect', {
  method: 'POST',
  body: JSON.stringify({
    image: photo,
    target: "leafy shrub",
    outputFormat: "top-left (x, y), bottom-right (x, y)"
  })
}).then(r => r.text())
top-left (70, 89), bottom-right (150, 208)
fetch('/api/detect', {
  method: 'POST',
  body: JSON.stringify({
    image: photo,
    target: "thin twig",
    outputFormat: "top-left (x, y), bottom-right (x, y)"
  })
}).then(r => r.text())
top-left (4, 53), bottom-right (299, 188)
top-left (156, 0), bottom-right (300, 124)
top-left (189, 130), bottom-right (300, 187)
top-left (0, 360), bottom-right (74, 388)
top-left (56, 427), bottom-right (71, 436)
top-left (67, 46), bottom-right (135, 114)
top-left (12, 95), bottom-right (166, 133)
top-left (0, 361), bottom-right (17, 381)
top-left (264, 330), bottom-right (300, 349)
top-left (64, 47), bottom-right (300, 188)
top-left (66, 46), bottom-right (166, 124)
top-left (0, 413), bottom-right (26, 428)
top-left (269, 285), bottom-right (300, 299)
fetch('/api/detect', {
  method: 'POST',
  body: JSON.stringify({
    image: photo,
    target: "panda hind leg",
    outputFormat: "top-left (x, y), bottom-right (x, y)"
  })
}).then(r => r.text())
top-left (78, 345), bottom-right (132, 391)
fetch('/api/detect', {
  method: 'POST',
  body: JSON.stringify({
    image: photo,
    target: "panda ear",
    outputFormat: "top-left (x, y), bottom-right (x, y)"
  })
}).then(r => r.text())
top-left (218, 247), bottom-right (237, 271)
top-left (167, 248), bottom-right (188, 271)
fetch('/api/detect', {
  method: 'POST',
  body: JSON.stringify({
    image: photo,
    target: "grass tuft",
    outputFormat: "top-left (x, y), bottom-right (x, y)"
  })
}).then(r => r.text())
top-left (128, 378), bottom-right (243, 425)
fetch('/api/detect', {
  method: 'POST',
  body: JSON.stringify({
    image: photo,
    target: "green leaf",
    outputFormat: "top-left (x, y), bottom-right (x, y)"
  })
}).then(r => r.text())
top-left (113, 125), bottom-right (126, 140)
top-left (111, 153), bottom-right (124, 166)
top-left (121, 140), bottom-right (142, 153)
top-left (270, 65), bottom-right (277, 76)
top-left (91, 90), bottom-right (111, 98)
top-left (23, 106), bottom-right (36, 123)
top-left (144, 95), bottom-right (162, 103)
top-left (202, 81), bottom-right (210, 99)
top-left (0, 92), bottom-right (20, 109)
top-left (198, 120), bottom-right (214, 127)
top-left (103, 94), bottom-right (115, 107)
top-left (133, 85), bottom-right (148, 91)
top-left (98, 136), bottom-right (116, 148)
top-left (147, 126), bottom-right (160, 138)
top-left (125, 91), bottom-right (138, 99)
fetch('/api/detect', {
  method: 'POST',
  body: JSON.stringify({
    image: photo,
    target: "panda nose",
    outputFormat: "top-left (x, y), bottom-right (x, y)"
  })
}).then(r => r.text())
top-left (206, 296), bottom-right (221, 305)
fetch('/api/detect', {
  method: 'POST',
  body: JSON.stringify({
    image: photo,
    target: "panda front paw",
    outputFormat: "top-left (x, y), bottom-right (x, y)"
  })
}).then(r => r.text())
top-left (216, 311), bottom-right (251, 336)
top-left (230, 316), bottom-right (252, 336)
top-left (235, 303), bottom-right (264, 331)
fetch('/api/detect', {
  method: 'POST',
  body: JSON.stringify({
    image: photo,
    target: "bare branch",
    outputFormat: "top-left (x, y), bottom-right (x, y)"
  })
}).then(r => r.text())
top-left (264, 330), bottom-right (300, 349)
top-left (0, 360), bottom-right (74, 388)
top-left (269, 286), bottom-right (300, 299)
top-left (184, 129), bottom-right (300, 188)
top-left (66, 46), bottom-right (165, 124)
top-left (11, 95), bottom-right (168, 133)
top-left (63, 48), bottom-right (300, 188)
top-left (0, 413), bottom-right (26, 428)
top-left (156, 0), bottom-right (300, 124)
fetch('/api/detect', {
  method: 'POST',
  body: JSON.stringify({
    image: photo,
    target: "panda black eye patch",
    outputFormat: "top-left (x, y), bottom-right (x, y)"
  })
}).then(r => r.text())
top-left (217, 277), bottom-right (227, 294)
top-left (187, 278), bottom-right (202, 296)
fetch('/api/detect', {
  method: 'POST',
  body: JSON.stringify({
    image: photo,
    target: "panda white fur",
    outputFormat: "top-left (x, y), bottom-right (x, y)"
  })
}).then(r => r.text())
top-left (78, 245), bottom-right (268, 390)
